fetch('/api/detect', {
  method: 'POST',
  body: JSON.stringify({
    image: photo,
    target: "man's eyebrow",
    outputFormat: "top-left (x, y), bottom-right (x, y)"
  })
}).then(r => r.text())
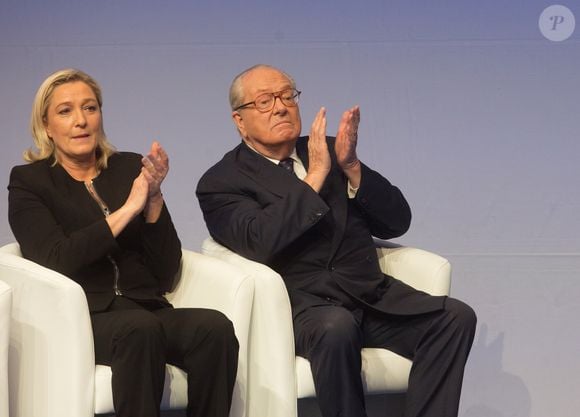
top-left (254, 84), bottom-right (292, 94)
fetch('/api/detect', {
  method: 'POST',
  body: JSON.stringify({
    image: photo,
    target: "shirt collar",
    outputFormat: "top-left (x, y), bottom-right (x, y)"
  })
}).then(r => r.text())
top-left (243, 140), bottom-right (298, 165)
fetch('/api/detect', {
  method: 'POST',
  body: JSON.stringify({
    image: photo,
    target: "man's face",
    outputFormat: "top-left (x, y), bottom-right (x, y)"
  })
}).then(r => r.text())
top-left (232, 67), bottom-right (301, 157)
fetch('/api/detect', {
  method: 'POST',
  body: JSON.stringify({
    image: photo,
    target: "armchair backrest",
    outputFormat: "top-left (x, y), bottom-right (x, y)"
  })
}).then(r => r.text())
top-left (374, 240), bottom-right (451, 296)
top-left (0, 242), bottom-right (20, 256)
top-left (0, 243), bottom-right (95, 417)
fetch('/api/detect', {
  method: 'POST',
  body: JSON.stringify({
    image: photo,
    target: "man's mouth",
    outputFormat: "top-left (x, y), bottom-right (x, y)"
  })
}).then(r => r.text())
top-left (273, 121), bottom-right (291, 128)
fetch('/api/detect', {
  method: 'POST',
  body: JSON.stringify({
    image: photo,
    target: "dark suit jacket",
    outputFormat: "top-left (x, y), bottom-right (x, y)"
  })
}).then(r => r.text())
top-left (197, 137), bottom-right (445, 318)
top-left (8, 152), bottom-right (181, 313)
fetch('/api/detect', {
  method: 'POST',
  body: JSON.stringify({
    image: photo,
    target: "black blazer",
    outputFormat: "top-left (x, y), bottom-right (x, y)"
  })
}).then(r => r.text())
top-left (197, 137), bottom-right (445, 318)
top-left (8, 152), bottom-right (181, 313)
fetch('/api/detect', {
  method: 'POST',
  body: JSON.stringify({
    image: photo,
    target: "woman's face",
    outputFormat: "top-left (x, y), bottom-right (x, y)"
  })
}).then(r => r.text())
top-left (44, 81), bottom-right (102, 166)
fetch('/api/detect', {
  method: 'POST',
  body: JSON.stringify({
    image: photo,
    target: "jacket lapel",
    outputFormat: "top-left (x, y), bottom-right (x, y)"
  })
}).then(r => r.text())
top-left (235, 138), bottom-right (349, 258)
top-left (235, 141), bottom-right (300, 198)
top-left (296, 137), bottom-right (348, 256)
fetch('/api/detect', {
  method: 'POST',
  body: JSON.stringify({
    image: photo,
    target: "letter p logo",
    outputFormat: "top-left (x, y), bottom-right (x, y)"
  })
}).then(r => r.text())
top-left (550, 15), bottom-right (565, 31)
top-left (540, 5), bottom-right (576, 41)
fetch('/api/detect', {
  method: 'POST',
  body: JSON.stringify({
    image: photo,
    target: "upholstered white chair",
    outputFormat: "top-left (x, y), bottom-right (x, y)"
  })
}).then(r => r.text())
top-left (0, 280), bottom-right (12, 417)
top-left (0, 242), bottom-right (254, 417)
top-left (202, 237), bottom-right (451, 417)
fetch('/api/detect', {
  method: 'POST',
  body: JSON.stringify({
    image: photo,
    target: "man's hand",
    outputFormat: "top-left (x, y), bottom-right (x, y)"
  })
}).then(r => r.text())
top-left (303, 107), bottom-right (331, 193)
top-left (335, 106), bottom-right (361, 188)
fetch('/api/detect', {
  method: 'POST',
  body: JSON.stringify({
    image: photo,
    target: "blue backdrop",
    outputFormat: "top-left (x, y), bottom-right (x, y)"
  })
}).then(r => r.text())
top-left (1, 1), bottom-right (579, 416)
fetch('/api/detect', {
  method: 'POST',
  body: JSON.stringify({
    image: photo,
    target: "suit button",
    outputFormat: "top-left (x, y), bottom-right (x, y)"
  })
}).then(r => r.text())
top-left (310, 212), bottom-right (323, 223)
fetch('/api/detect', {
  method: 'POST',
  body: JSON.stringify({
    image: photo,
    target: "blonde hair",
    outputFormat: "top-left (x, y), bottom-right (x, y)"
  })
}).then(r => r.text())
top-left (25, 68), bottom-right (116, 169)
top-left (229, 64), bottom-right (296, 110)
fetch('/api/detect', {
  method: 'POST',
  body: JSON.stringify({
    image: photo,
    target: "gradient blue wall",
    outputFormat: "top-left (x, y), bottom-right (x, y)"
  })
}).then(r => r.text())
top-left (1, 1), bottom-right (579, 416)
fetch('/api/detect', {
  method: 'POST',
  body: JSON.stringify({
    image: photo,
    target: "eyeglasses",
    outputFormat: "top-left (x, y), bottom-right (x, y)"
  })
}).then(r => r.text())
top-left (234, 88), bottom-right (301, 113)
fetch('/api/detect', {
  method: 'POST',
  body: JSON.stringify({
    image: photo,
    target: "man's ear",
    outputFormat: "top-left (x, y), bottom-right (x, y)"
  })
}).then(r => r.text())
top-left (232, 111), bottom-right (247, 138)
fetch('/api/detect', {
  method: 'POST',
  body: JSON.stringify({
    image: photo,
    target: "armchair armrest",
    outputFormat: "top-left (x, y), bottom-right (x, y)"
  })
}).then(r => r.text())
top-left (0, 244), bottom-right (95, 417)
top-left (166, 249), bottom-right (254, 417)
top-left (167, 249), bottom-right (253, 320)
top-left (374, 239), bottom-right (451, 296)
top-left (0, 280), bottom-right (12, 417)
top-left (201, 237), bottom-right (297, 417)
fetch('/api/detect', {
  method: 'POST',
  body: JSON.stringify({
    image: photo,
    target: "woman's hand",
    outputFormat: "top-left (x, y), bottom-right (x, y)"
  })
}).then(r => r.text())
top-left (106, 173), bottom-right (149, 237)
top-left (141, 141), bottom-right (169, 199)
top-left (141, 141), bottom-right (168, 223)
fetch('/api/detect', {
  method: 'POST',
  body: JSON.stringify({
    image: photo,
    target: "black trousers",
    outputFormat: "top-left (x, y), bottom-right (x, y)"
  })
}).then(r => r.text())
top-left (90, 296), bottom-right (239, 417)
top-left (294, 297), bottom-right (476, 417)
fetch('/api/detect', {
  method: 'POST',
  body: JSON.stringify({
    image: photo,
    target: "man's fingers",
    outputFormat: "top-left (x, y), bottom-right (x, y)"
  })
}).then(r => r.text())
top-left (311, 107), bottom-right (327, 137)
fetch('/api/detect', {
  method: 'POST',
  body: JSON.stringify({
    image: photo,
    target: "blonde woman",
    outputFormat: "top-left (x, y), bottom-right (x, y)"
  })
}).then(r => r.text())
top-left (8, 69), bottom-right (238, 417)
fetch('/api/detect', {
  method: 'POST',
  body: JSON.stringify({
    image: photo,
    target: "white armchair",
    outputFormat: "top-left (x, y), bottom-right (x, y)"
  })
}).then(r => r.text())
top-left (0, 280), bottom-right (12, 417)
top-left (0, 242), bottom-right (254, 417)
top-left (201, 237), bottom-right (451, 417)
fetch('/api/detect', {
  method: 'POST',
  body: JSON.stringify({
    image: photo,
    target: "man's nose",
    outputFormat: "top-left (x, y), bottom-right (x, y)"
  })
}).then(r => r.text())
top-left (272, 96), bottom-right (288, 114)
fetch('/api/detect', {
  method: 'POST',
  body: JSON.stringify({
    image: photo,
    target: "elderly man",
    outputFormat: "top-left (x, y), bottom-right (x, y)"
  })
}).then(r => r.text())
top-left (197, 64), bottom-right (476, 417)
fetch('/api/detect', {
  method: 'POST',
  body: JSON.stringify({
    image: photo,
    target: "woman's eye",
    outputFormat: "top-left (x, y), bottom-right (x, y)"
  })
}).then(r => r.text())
top-left (84, 105), bottom-right (98, 112)
top-left (58, 108), bottom-right (71, 115)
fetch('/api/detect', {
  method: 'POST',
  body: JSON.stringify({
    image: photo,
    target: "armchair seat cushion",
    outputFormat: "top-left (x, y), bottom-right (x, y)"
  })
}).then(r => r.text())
top-left (296, 348), bottom-right (412, 398)
top-left (93, 364), bottom-right (188, 414)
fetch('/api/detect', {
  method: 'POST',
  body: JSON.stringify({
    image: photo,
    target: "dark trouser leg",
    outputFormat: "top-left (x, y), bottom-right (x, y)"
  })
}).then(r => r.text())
top-left (154, 308), bottom-right (239, 417)
top-left (363, 297), bottom-right (477, 417)
top-left (294, 305), bottom-right (366, 417)
top-left (91, 297), bottom-right (166, 417)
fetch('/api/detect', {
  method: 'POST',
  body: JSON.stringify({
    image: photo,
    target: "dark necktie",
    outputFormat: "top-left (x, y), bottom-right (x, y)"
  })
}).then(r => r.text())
top-left (278, 158), bottom-right (294, 174)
